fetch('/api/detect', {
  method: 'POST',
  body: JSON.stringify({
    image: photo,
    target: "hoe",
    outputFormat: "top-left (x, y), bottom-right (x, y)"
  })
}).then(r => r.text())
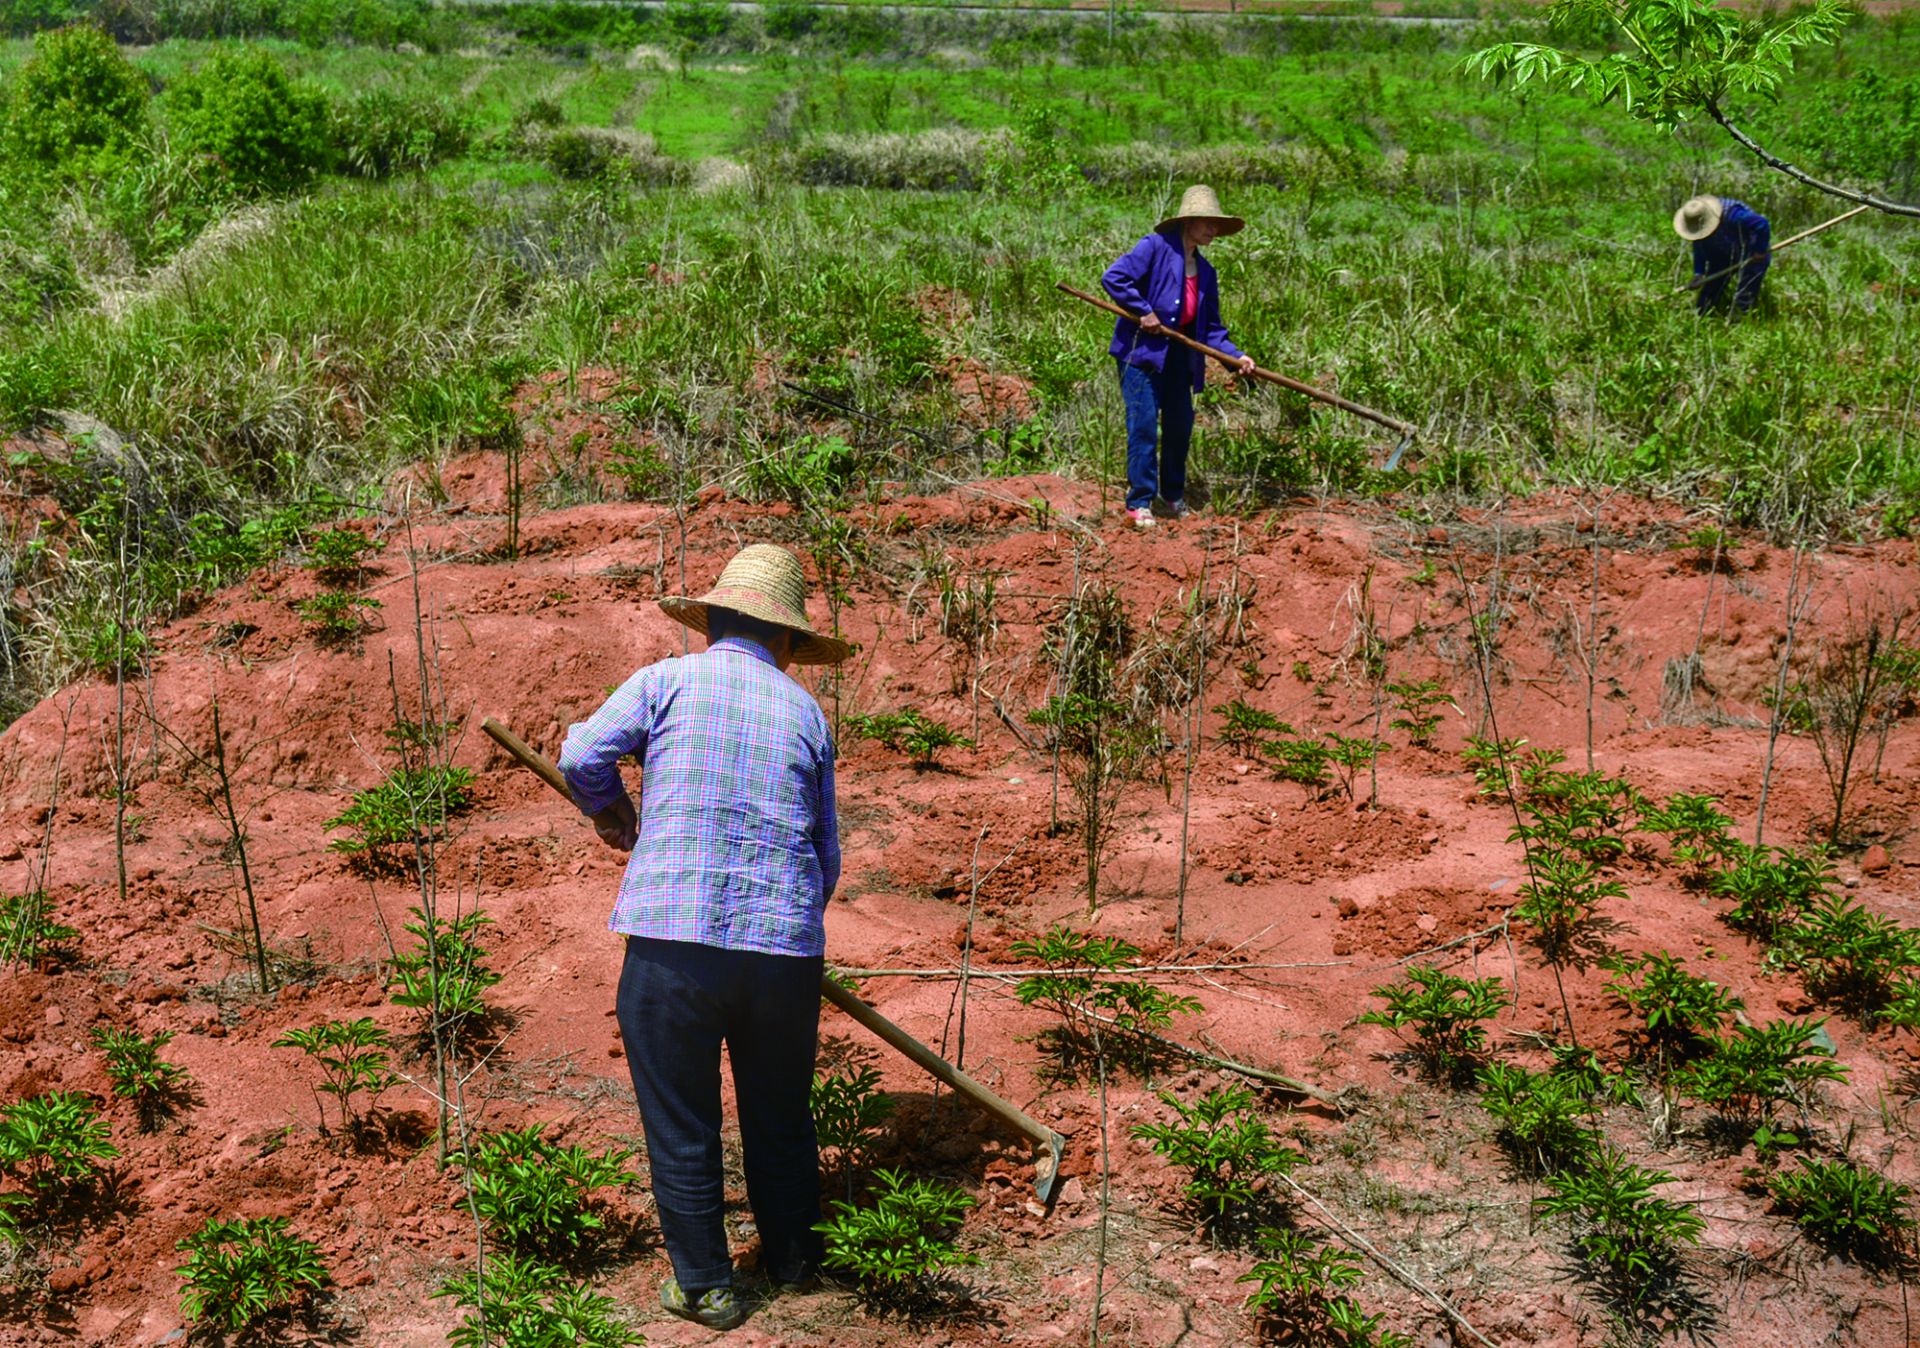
top-left (1056, 281), bottom-right (1420, 471)
top-left (481, 716), bottom-right (1070, 1201)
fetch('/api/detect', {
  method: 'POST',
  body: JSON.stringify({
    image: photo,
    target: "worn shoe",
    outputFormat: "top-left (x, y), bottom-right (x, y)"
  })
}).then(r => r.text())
top-left (660, 1277), bottom-right (745, 1331)
top-left (1127, 506), bottom-right (1156, 529)
top-left (1151, 497), bottom-right (1190, 520)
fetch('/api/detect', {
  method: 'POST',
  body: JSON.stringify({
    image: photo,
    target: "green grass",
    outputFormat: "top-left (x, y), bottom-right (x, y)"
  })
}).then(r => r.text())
top-left (1, 8), bottom-right (1917, 725)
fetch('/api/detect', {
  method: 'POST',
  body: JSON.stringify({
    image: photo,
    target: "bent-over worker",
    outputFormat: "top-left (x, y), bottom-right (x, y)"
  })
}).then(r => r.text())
top-left (1675, 194), bottom-right (1771, 315)
top-left (1102, 183), bottom-right (1256, 529)
top-left (559, 543), bottom-right (848, 1332)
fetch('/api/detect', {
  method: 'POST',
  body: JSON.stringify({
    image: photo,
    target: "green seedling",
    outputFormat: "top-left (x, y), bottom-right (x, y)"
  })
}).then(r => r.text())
top-left (1638, 792), bottom-right (1738, 880)
top-left (812, 1066), bottom-right (896, 1201)
top-left (1239, 1228), bottom-right (1409, 1348)
top-left (176, 1216), bottom-right (328, 1333)
top-left (455, 1125), bottom-right (635, 1257)
top-left (1322, 733), bottom-right (1379, 802)
top-left (1602, 951), bottom-right (1742, 1069)
top-left (1460, 735), bottom-right (1526, 798)
top-left (1359, 966), bottom-right (1505, 1085)
top-left (1537, 1146), bottom-right (1705, 1298)
top-left (1011, 925), bottom-right (1201, 1077)
top-left (1131, 1085), bottom-right (1302, 1245)
top-left (1385, 677), bottom-right (1454, 748)
top-left (0, 1091), bottom-right (119, 1193)
top-left (90, 1026), bottom-right (193, 1131)
top-left (273, 1018), bottom-right (398, 1143)
top-left (325, 765), bottom-right (474, 865)
top-left (1770, 891), bottom-right (1920, 1021)
top-left (1768, 1157), bottom-right (1916, 1267)
top-left (303, 527), bottom-right (383, 582)
top-left (815, 1168), bottom-right (978, 1308)
top-left (1513, 851), bottom-right (1625, 966)
top-left (1214, 700), bottom-right (1293, 756)
top-left (1266, 736), bottom-right (1331, 792)
top-left (436, 1253), bottom-right (643, 1348)
top-left (298, 589), bottom-right (382, 645)
top-left (1510, 770), bottom-right (1642, 865)
top-left (388, 906), bottom-right (501, 1043)
top-left (1477, 1063), bottom-right (1599, 1176)
top-left (1, 890), bottom-right (76, 968)
top-left (1711, 843), bottom-right (1834, 942)
top-left (900, 714), bottom-right (973, 769)
top-left (1675, 1017), bottom-right (1849, 1133)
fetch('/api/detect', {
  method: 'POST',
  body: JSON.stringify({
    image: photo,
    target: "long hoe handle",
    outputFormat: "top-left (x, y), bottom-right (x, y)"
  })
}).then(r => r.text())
top-left (1055, 281), bottom-right (1418, 440)
top-left (480, 716), bottom-right (1069, 1201)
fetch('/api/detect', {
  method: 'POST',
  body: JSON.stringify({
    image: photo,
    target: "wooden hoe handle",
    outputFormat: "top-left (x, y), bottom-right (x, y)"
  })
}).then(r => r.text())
top-left (479, 716), bottom-right (1069, 1201)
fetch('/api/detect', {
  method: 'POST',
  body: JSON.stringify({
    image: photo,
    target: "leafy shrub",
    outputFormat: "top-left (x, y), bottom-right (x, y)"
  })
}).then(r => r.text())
top-left (816, 1168), bottom-right (977, 1306)
top-left (1537, 1147), bottom-right (1704, 1296)
top-left (1010, 926), bottom-right (1200, 1075)
top-left (387, 906), bottom-right (500, 1040)
top-left (74, 617), bottom-right (149, 680)
top-left (1385, 677), bottom-right (1453, 748)
top-left (325, 765), bottom-right (473, 861)
top-left (273, 1017), bottom-right (397, 1143)
top-left (456, 1125), bottom-right (634, 1256)
top-left (1768, 1157), bottom-right (1916, 1266)
top-left (0, 1091), bottom-right (118, 1192)
top-left (1548, 1043), bottom-right (1643, 1108)
top-left (1358, 966), bottom-right (1505, 1085)
top-left (1512, 851), bottom-right (1624, 966)
top-left (1239, 1228), bottom-right (1407, 1348)
top-left (1477, 1063), bottom-right (1598, 1176)
top-left (1638, 792), bottom-right (1737, 880)
top-left (165, 47), bottom-right (331, 195)
top-left (543, 125), bottom-right (623, 181)
top-left (1322, 734), bottom-right (1379, 802)
top-left (1771, 892), bottom-right (1920, 1021)
top-left (302, 526), bottom-right (382, 583)
top-left (1510, 770), bottom-right (1642, 865)
top-left (1, 889), bottom-right (76, 966)
top-left (812, 1066), bottom-right (895, 1202)
top-left (90, 1026), bottom-right (192, 1131)
top-left (176, 1216), bottom-right (328, 1333)
top-left (1131, 1085), bottom-right (1302, 1244)
top-left (2, 23), bottom-right (149, 174)
top-left (436, 1252), bottom-right (643, 1348)
top-left (846, 709), bottom-right (971, 767)
top-left (1602, 951), bottom-right (1741, 1069)
top-left (298, 588), bottom-right (382, 645)
top-left (1675, 1018), bottom-right (1848, 1131)
top-left (333, 88), bottom-right (471, 178)
top-left (1710, 843), bottom-right (1833, 942)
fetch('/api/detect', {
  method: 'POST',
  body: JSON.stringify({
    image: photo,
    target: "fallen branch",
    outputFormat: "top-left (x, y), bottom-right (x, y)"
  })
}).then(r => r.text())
top-left (1279, 1172), bottom-right (1500, 1348)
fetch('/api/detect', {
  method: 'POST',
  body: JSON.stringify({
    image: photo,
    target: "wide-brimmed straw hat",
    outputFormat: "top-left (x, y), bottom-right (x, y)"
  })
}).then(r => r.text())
top-left (659, 544), bottom-right (851, 665)
top-left (1157, 183), bottom-right (1244, 237)
top-left (1673, 195), bottom-right (1725, 241)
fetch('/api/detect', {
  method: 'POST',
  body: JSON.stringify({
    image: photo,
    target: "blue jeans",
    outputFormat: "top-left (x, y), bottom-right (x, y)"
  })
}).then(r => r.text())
top-left (1119, 356), bottom-right (1195, 513)
top-left (616, 936), bottom-right (825, 1292)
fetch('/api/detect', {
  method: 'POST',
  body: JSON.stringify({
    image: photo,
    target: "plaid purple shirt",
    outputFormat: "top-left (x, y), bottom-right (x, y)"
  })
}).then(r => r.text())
top-left (557, 637), bottom-right (839, 957)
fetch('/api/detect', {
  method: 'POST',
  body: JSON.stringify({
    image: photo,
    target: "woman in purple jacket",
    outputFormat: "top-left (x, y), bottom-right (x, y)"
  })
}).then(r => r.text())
top-left (1102, 184), bottom-right (1255, 528)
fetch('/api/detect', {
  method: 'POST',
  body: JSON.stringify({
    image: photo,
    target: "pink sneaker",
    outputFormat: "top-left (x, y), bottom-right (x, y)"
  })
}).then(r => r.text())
top-left (1127, 507), bottom-right (1156, 529)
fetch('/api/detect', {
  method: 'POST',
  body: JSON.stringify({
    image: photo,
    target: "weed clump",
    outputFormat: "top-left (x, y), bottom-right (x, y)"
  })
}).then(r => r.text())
top-left (1010, 926), bottom-right (1200, 1079)
top-left (455, 1125), bottom-right (634, 1258)
top-left (90, 1026), bottom-right (194, 1131)
top-left (1477, 1063), bottom-right (1599, 1177)
top-left (325, 765), bottom-right (473, 866)
top-left (1240, 1229), bottom-right (1408, 1347)
top-left (812, 1066), bottom-right (895, 1202)
top-left (436, 1252), bottom-right (642, 1347)
top-left (1768, 1157), bottom-right (1916, 1267)
top-left (815, 1168), bottom-right (979, 1314)
top-left (1536, 1147), bottom-right (1705, 1300)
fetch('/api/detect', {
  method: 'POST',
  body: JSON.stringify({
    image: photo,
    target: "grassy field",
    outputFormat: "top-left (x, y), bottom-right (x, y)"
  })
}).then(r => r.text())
top-left (0, 5), bottom-right (1917, 722)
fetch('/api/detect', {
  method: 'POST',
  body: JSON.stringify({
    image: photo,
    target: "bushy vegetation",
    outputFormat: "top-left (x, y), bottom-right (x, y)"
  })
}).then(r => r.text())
top-left (175, 1216), bottom-right (328, 1333)
top-left (454, 1125), bottom-right (634, 1257)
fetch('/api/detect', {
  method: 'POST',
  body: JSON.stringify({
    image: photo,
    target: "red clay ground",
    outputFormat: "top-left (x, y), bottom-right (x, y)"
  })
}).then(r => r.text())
top-left (4, 449), bottom-right (1919, 1346)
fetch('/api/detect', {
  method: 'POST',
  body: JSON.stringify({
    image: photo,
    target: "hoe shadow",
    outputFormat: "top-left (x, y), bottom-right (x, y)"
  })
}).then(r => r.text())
top-left (1552, 1249), bottom-right (1721, 1346)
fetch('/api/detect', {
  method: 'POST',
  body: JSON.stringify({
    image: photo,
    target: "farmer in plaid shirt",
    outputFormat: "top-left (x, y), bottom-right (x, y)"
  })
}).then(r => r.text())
top-left (559, 543), bottom-right (848, 1332)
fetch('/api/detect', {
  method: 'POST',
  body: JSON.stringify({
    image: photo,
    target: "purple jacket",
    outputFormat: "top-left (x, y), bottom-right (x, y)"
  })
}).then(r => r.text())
top-left (1101, 228), bottom-right (1243, 391)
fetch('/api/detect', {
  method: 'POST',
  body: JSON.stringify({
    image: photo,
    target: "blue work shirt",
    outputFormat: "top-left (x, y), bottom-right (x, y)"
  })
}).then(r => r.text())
top-left (558, 636), bottom-right (840, 958)
top-left (1693, 199), bottom-right (1771, 313)
top-left (1101, 228), bottom-right (1243, 392)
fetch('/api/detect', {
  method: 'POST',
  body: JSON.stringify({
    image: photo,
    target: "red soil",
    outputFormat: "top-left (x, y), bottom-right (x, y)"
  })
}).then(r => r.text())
top-left (4, 464), bottom-right (1919, 1346)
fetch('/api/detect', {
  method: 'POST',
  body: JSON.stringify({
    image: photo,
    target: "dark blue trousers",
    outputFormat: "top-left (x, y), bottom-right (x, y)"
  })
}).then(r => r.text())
top-left (1120, 355), bottom-right (1196, 512)
top-left (616, 936), bottom-right (824, 1292)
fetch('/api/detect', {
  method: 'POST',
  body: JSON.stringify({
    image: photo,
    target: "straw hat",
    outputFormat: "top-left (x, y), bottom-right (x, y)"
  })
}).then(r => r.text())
top-left (1157, 184), bottom-right (1244, 237)
top-left (1673, 195), bottom-right (1724, 241)
top-left (659, 544), bottom-right (851, 665)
